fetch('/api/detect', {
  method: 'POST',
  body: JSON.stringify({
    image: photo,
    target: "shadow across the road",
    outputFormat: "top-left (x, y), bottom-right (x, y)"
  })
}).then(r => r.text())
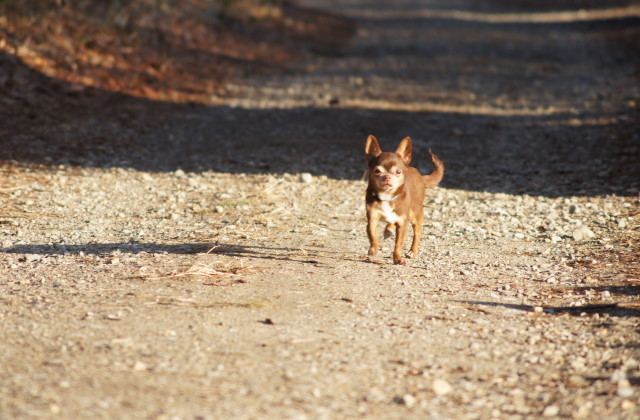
top-left (0, 242), bottom-right (335, 265)
top-left (0, 242), bottom-right (214, 256)
top-left (574, 285), bottom-right (640, 298)
top-left (1, 0), bottom-right (638, 198)
top-left (462, 299), bottom-right (640, 318)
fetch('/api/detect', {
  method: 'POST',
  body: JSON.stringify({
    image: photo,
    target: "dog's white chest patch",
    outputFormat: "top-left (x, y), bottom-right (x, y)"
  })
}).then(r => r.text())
top-left (379, 202), bottom-right (402, 224)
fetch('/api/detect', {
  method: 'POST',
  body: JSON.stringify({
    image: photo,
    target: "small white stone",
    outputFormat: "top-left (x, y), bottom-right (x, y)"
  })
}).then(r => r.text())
top-left (133, 361), bottom-right (147, 371)
top-left (543, 405), bottom-right (559, 417)
top-left (432, 379), bottom-right (452, 396)
top-left (469, 342), bottom-right (482, 351)
top-left (25, 254), bottom-right (41, 263)
top-left (611, 370), bottom-right (627, 383)
top-left (397, 394), bottom-right (416, 407)
top-left (617, 386), bottom-right (634, 398)
top-left (572, 226), bottom-right (595, 241)
top-left (300, 173), bottom-right (313, 183)
top-left (571, 358), bottom-right (586, 370)
top-left (368, 388), bottom-right (386, 403)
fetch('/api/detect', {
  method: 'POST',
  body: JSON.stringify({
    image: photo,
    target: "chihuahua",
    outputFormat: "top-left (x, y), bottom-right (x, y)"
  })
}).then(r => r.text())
top-left (365, 135), bottom-right (444, 265)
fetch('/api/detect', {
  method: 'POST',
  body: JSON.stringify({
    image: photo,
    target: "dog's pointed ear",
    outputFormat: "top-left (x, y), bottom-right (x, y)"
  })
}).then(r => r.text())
top-left (365, 135), bottom-right (382, 163)
top-left (395, 137), bottom-right (412, 164)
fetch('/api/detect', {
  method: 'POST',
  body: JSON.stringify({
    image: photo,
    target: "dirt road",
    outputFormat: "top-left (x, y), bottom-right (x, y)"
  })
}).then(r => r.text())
top-left (1, 0), bottom-right (639, 418)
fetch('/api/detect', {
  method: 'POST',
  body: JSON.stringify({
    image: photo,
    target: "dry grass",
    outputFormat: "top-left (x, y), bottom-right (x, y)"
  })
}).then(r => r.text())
top-left (144, 246), bottom-right (263, 282)
top-left (149, 296), bottom-right (270, 308)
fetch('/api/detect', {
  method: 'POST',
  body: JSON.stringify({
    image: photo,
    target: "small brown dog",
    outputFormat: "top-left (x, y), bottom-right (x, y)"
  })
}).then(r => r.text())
top-left (365, 135), bottom-right (444, 265)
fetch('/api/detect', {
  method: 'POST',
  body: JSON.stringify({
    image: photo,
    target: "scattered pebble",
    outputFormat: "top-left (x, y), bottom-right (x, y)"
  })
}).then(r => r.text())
top-left (432, 379), bottom-right (452, 396)
top-left (572, 226), bottom-right (595, 241)
top-left (394, 394), bottom-right (416, 408)
top-left (133, 361), bottom-right (148, 371)
top-left (25, 254), bottom-right (41, 263)
top-left (300, 173), bottom-right (313, 184)
top-left (617, 386), bottom-right (634, 398)
top-left (543, 405), bottom-right (559, 417)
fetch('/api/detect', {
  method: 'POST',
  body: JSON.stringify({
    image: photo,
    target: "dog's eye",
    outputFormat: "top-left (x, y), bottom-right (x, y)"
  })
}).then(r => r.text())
top-left (395, 170), bottom-right (402, 175)
top-left (373, 169), bottom-right (381, 174)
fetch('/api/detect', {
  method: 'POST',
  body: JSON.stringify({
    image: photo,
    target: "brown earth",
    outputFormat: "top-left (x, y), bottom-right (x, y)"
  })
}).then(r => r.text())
top-left (1, 0), bottom-right (640, 419)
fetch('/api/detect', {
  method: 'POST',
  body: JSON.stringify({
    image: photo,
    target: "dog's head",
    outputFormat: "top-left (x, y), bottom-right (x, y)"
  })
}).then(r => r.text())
top-left (365, 135), bottom-right (412, 194)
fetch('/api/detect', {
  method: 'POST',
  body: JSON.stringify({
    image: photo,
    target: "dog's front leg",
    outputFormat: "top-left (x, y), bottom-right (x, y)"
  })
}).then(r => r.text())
top-left (408, 217), bottom-right (422, 259)
top-left (393, 221), bottom-right (408, 265)
top-left (367, 211), bottom-right (381, 256)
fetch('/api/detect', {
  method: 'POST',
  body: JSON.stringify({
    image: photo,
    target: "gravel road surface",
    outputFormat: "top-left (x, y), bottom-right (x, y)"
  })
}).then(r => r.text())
top-left (1, 0), bottom-right (639, 418)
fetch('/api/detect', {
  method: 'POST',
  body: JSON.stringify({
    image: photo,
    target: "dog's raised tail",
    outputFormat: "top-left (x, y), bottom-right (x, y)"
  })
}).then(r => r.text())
top-left (424, 149), bottom-right (444, 188)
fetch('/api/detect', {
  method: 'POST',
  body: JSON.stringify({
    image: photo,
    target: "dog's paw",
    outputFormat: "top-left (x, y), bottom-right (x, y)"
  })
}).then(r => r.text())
top-left (393, 257), bottom-right (406, 265)
top-left (406, 250), bottom-right (419, 259)
top-left (393, 252), bottom-right (406, 265)
top-left (368, 246), bottom-right (378, 256)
